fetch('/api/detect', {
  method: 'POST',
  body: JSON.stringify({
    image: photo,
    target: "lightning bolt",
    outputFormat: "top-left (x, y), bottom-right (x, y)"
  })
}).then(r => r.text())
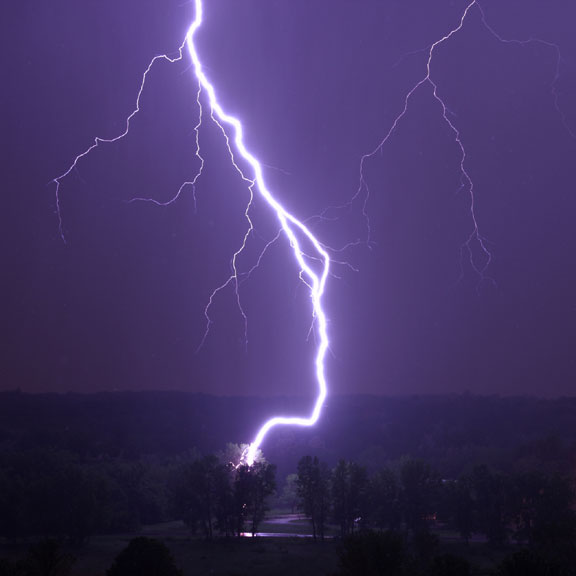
top-left (354, 0), bottom-right (573, 285)
top-left (52, 0), bottom-right (572, 467)
top-left (354, 1), bottom-right (489, 283)
top-left (186, 1), bottom-right (331, 466)
top-left (52, 0), bottom-right (331, 467)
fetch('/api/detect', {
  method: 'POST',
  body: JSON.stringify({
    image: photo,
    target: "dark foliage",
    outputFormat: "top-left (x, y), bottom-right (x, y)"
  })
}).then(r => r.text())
top-left (1, 391), bottom-right (576, 556)
top-left (425, 553), bottom-right (470, 576)
top-left (234, 461), bottom-right (277, 536)
top-left (331, 460), bottom-right (370, 537)
top-left (106, 537), bottom-right (182, 576)
top-left (0, 558), bottom-right (25, 576)
top-left (337, 530), bottom-right (409, 576)
top-left (495, 549), bottom-right (561, 576)
top-left (0, 541), bottom-right (74, 576)
top-left (292, 451), bottom-right (576, 560)
top-left (3, 392), bottom-right (576, 481)
top-left (0, 449), bottom-right (167, 541)
top-left (399, 459), bottom-right (440, 534)
top-left (367, 468), bottom-right (401, 531)
top-left (23, 540), bottom-right (74, 576)
top-left (169, 454), bottom-right (228, 538)
top-left (296, 455), bottom-right (331, 540)
top-left (0, 450), bottom-right (98, 543)
top-left (169, 453), bottom-right (276, 537)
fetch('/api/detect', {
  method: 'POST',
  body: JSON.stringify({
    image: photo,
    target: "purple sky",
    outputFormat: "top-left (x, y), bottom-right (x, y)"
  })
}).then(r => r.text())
top-left (2, 0), bottom-right (575, 397)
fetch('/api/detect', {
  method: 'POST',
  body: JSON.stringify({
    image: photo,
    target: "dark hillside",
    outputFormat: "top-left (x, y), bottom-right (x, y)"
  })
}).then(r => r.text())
top-left (1, 391), bottom-right (575, 478)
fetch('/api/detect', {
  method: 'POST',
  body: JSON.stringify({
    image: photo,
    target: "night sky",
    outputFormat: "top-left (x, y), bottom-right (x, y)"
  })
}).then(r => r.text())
top-left (2, 0), bottom-right (575, 397)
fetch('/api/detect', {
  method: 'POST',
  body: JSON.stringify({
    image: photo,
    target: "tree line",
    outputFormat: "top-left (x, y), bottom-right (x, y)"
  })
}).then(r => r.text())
top-left (0, 443), bottom-right (277, 543)
top-left (2, 444), bottom-right (576, 574)
top-left (3, 392), bottom-right (576, 483)
top-left (1, 444), bottom-right (575, 550)
top-left (170, 448), bottom-right (276, 538)
top-left (294, 454), bottom-right (576, 551)
top-left (293, 455), bottom-right (576, 575)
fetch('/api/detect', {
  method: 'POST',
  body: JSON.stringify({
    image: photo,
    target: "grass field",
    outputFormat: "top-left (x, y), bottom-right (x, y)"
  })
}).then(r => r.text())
top-left (0, 518), bottom-right (510, 576)
top-left (68, 526), bottom-right (341, 576)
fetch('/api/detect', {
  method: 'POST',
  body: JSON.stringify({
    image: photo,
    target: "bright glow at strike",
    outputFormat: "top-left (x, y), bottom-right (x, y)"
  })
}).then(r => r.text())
top-left (53, 0), bottom-right (331, 468)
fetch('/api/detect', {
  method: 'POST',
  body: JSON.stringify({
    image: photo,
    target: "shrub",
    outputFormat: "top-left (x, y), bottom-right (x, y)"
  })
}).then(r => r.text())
top-left (106, 537), bottom-right (182, 576)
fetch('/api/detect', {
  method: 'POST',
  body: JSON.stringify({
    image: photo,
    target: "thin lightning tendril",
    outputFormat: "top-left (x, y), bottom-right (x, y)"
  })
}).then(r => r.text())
top-left (53, 0), bottom-right (330, 467)
top-left (128, 85), bottom-right (206, 210)
top-left (355, 0), bottom-right (572, 284)
top-left (476, 4), bottom-right (575, 140)
top-left (53, 47), bottom-right (188, 242)
top-left (356, 1), bottom-right (489, 281)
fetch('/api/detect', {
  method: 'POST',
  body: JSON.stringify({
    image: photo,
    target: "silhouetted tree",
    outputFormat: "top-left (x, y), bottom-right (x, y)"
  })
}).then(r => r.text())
top-left (332, 460), bottom-right (369, 537)
top-left (337, 530), bottom-right (409, 576)
top-left (0, 558), bottom-right (26, 576)
top-left (279, 473), bottom-right (299, 513)
top-left (296, 455), bottom-right (331, 540)
top-left (437, 476), bottom-right (474, 544)
top-left (170, 452), bottom-right (276, 538)
top-left (412, 530), bottom-right (439, 566)
top-left (24, 540), bottom-right (75, 576)
top-left (399, 458), bottom-right (439, 534)
top-left (368, 468), bottom-right (401, 531)
top-left (0, 449), bottom-right (101, 543)
top-left (471, 465), bottom-right (509, 547)
top-left (106, 537), bottom-right (182, 576)
top-left (234, 461), bottom-right (276, 537)
top-left (170, 454), bottom-right (227, 538)
top-left (426, 553), bottom-right (470, 576)
top-left (454, 475), bottom-right (475, 544)
top-left (212, 462), bottom-right (235, 538)
top-left (495, 549), bottom-right (559, 576)
top-left (509, 471), bottom-right (576, 549)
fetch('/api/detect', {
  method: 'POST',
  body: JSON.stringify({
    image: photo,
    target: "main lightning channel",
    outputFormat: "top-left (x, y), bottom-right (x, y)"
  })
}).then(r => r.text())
top-left (186, 0), bottom-right (330, 466)
top-left (52, 0), bottom-right (331, 467)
